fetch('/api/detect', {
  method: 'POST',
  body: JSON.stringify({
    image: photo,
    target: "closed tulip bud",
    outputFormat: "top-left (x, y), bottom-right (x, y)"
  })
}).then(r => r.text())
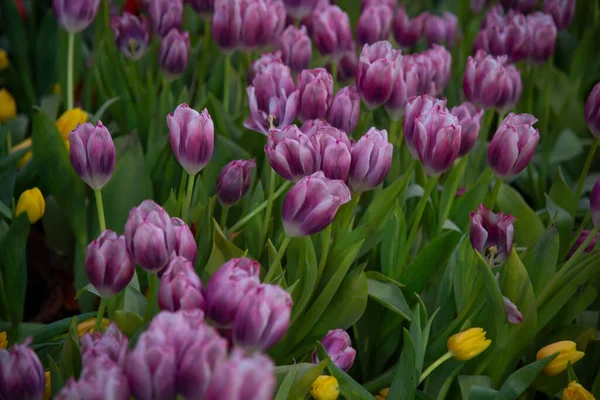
top-left (186, 0), bottom-right (215, 15)
top-left (126, 335), bottom-right (177, 400)
top-left (311, 5), bottom-right (354, 57)
top-left (356, 41), bottom-right (402, 109)
top-left (0, 339), bottom-right (46, 400)
top-left (425, 44), bottom-right (452, 96)
top-left (68, 121), bottom-right (116, 190)
top-left (171, 217), bottom-right (197, 264)
top-left (357, 4), bottom-right (393, 46)
top-left (488, 113), bottom-right (539, 178)
top-left (385, 56), bottom-right (419, 119)
top-left (501, 0), bottom-right (537, 13)
top-left (527, 13), bottom-right (557, 64)
top-left (0, 89), bottom-right (17, 123)
top-left (447, 328), bottom-right (491, 361)
top-left (205, 348), bottom-right (275, 400)
top-left (205, 258), bottom-right (261, 326)
top-left (450, 102), bottom-right (483, 156)
top-left (348, 128), bottom-right (393, 191)
top-left (283, 171), bottom-right (351, 236)
top-left (410, 52), bottom-right (437, 95)
top-left (301, 118), bottom-right (331, 136)
top-left (265, 125), bottom-right (321, 181)
top-left (278, 25), bottom-right (312, 73)
top-left (297, 68), bottom-right (334, 122)
top-left (240, 0), bottom-right (286, 51)
top-left (537, 341), bottom-right (584, 376)
top-left (470, 204), bottom-right (516, 264)
top-left (544, 0), bottom-right (575, 30)
top-left (503, 296), bottom-right (523, 324)
top-left (124, 200), bottom-right (175, 273)
top-left (217, 159), bottom-right (257, 206)
top-left (327, 86), bottom-right (360, 134)
top-left (58, 357), bottom-right (130, 400)
top-left (314, 127), bottom-right (352, 180)
top-left (404, 95), bottom-right (446, 157)
top-left (143, 310), bottom-right (206, 356)
top-left (111, 13), bottom-right (150, 61)
top-left (464, 50), bottom-right (523, 113)
top-left (159, 29), bottom-right (190, 80)
top-left (311, 376), bottom-right (340, 400)
top-left (248, 51), bottom-right (283, 84)
top-left (585, 83), bottom-right (600, 138)
top-left (56, 108), bottom-right (88, 140)
top-left (312, 329), bottom-right (356, 371)
top-left (233, 284), bottom-right (292, 351)
top-left (591, 178), bottom-right (600, 228)
top-left (80, 324), bottom-right (129, 368)
top-left (85, 230), bottom-right (135, 298)
top-left (148, 0), bottom-right (183, 37)
top-left (158, 256), bottom-right (205, 312)
top-left (53, 0), bottom-right (101, 33)
top-left (562, 381), bottom-right (595, 400)
top-left (424, 12), bottom-right (459, 49)
top-left (245, 62), bottom-right (300, 135)
top-left (283, 0), bottom-right (323, 20)
top-left (393, 7), bottom-right (427, 49)
top-left (16, 188), bottom-right (45, 224)
top-left (212, 0), bottom-right (242, 52)
top-left (473, 11), bottom-right (530, 63)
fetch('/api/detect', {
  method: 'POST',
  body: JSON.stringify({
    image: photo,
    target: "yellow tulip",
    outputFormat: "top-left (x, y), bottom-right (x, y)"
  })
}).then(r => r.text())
top-left (310, 375), bottom-right (339, 400)
top-left (0, 88), bottom-right (17, 123)
top-left (0, 331), bottom-right (7, 349)
top-left (562, 381), bottom-right (595, 400)
top-left (447, 327), bottom-right (492, 361)
top-left (375, 388), bottom-right (390, 399)
top-left (537, 341), bottom-right (584, 376)
top-left (56, 108), bottom-right (88, 140)
top-left (0, 49), bottom-right (8, 71)
top-left (44, 371), bottom-right (51, 400)
top-left (16, 188), bottom-right (45, 223)
top-left (77, 317), bottom-right (110, 337)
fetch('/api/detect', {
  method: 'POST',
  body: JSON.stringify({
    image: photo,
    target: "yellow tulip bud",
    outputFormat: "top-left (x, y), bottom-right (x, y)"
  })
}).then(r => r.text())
top-left (77, 317), bottom-right (110, 337)
top-left (0, 49), bottom-right (8, 71)
top-left (16, 188), bottom-right (45, 224)
top-left (56, 108), bottom-right (88, 140)
top-left (0, 331), bottom-right (7, 349)
top-left (376, 388), bottom-right (389, 399)
top-left (447, 327), bottom-right (491, 361)
top-left (44, 371), bottom-right (51, 400)
top-left (0, 88), bottom-right (17, 123)
top-left (537, 341), bottom-right (584, 376)
top-left (562, 381), bottom-right (595, 400)
top-left (310, 375), bottom-right (339, 400)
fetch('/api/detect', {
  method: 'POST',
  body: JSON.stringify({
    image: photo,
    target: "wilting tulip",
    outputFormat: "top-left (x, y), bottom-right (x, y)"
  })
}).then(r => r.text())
top-left (357, 4), bottom-right (394, 46)
top-left (585, 83), bottom-right (600, 138)
top-left (356, 41), bottom-right (402, 109)
top-left (186, 0), bottom-right (215, 15)
top-left (543, 0), bottom-right (575, 30)
top-left (278, 25), bottom-right (312, 73)
top-left (488, 113), bottom-right (539, 178)
top-left (85, 230), bottom-right (135, 298)
top-left (233, 284), bottom-right (292, 351)
top-left (503, 296), bottom-right (523, 324)
top-left (248, 51), bottom-right (283, 84)
top-left (300, 118), bottom-right (330, 136)
top-left (171, 217), bottom-right (197, 264)
top-left (424, 12), bottom-right (459, 48)
top-left (158, 256), bottom-right (205, 312)
top-left (205, 348), bottom-right (275, 400)
top-left (204, 258), bottom-right (261, 327)
top-left (311, 5), bottom-right (354, 57)
top-left (463, 50), bottom-right (523, 113)
top-left (127, 335), bottom-right (177, 400)
top-left (527, 12), bottom-right (557, 64)
top-left (393, 7), bottom-right (427, 49)
top-left (562, 381), bottom-right (595, 400)
top-left (311, 376), bottom-right (340, 400)
top-left (297, 68), bottom-right (334, 122)
top-left (450, 102), bottom-right (483, 156)
top-left (217, 159), bottom-right (257, 206)
top-left (124, 200), bottom-right (175, 272)
top-left (16, 188), bottom-right (45, 224)
top-left (536, 341), bottom-right (584, 376)
top-left (404, 95), bottom-right (447, 157)
top-left (327, 86), bottom-right (360, 134)
top-left (265, 125), bottom-right (321, 181)
top-left (158, 29), bottom-right (190, 80)
top-left (58, 357), bottom-right (130, 400)
top-left (473, 10), bottom-right (530, 63)
top-left (111, 13), bottom-right (150, 61)
top-left (470, 204), bottom-right (516, 265)
top-left (312, 329), bottom-right (356, 371)
top-left (501, 0), bottom-right (537, 13)
top-left (245, 62), bottom-right (300, 135)
top-left (53, 0), bottom-right (101, 33)
top-left (313, 127), bottom-right (352, 181)
top-left (148, 0), bottom-right (183, 37)
top-left (282, 171), bottom-right (351, 236)
top-left (68, 121), bottom-right (116, 190)
top-left (80, 323), bottom-right (129, 368)
top-left (447, 328), bottom-right (491, 361)
top-left (348, 128), bottom-right (393, 192)
top-left (592, 178), bottom-right (600, 228)
top-left (0, 339), bottom-right (46, 400)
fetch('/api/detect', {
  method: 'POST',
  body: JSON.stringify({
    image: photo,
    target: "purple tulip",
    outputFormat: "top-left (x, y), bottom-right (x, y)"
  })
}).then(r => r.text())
top-left (53, 0), bottom-right (101, 33)
top-left (503, 296), bottom-right (523, 324)
top-left (171, 217), bottom-right (197, 264)
top-left (205, 348), bottom-right (275, 400)
top-left (59, 357), bottom-right (130, 400)
top-left (0, 339), bottom-right (45, 400)
top-left (471, 0), bottom-right (491, 13)
top-left (204, 258), bottom-right (261, 327)
top-left (585, 83), bottom-right (600, 138)
top-left (425, 44), bottom-right (452, 96)
top-left (569, 230), bottom-right (599, 258)
top-left (143, 310), bottom-right (206, 355)
top-left (233, 284), bottom-right (292, 351)
top-left (481, 4), bottom-right (506, 29)
top-left (424, 12), bottom-right (459, 49)
top-left (80, 323), bottom-right (129, 368)
top-left (360, 0), bottom-right (396, 10)
top-left (488, 113), bottom-right (539, 178)
top-left (311, 5), bottom-right (354, 57)
top-left (159, 29), bottom-right (190, 80)
top-left (527, 12), bottom-right (557, 64)
top-left (543, 0), bottom-right (575, 30)
top-left (312, 329), bottom-right (356, 371)
top-left (300, 118), bottom-right (330, 136)
top-left (384, 56), bottom-right (420, 119)
top-left (283, 0), bottom-right (323, 20)
top-left (167, 104), bottom-right (214, 175)
top-left (327, 85), bottom-right (360, 134)
top-left (247, 51), bottom-right (283, 84)
top-left (216, 159), bottom-right (256, 206)
top-left (212, 0), bottom-right (242, 52)
top-left (463, 50), bottom-right (523, 113)
top-left (501, 0), bottom-right (537, 13)
top-left (111, 13), bottom-right (150, 61)
top-left (592, 178), bottom-right (600, 228)
top-left (244, 62), bottom-right (300, 135)
top-left (186, 0), bottom-right (215, 15)
top-left (158, 256), bottom-right (205, 312)
top-left (68, 121), bottom-right (116, 190)
top-left (450, 102), bottom-right (483, 156)
top-left (393, 7), bottom-right (427, 49)
top-left (348, 128), bottom-right (393, 192)
top-left (297, 68), bottom-right (334, 122)
top-left (409, 52), bottom-right (437, 95)
top-left (127, 335), bottom-right (177, 400)
top-left (124, 200), bottom-right (175, 273)
top-left (278, 25), bottom-right (312, 73)
top-left (356, 41), bottom-right (402, 109)
top-left (282, 171), bottom-right (351, 236)
top-left (404, 95), bottom-right (448, 158)
top-left (470, 204), bottom-right (516, 265)
top-left (148, 0), bottom-right (183, 37)
top-left (357, 4), bottom-right (394, 46)
top-left (85, 230), bottom-right (134, 299)
top-left (314, 126), bottom-right (352, 181)
top-left (265, 125), bottom-right (321, 182)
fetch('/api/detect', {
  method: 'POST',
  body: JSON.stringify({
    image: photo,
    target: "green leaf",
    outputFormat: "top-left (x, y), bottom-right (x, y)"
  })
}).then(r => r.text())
top-left (30, 313), bottom-right (96, 344)
top-left (567, 362), bottom-right (579, 383)
top-left (387, 329), bottom-right (417, 400)
top-left (274, 365), bottom-right (297, 400)
top-left (114, 310), bottom-right (145, 337)
top-left (549, 129), bottom-right (583, 164)
top-left (493, 355), bottom-right (557, 400)
top-left (367, 277), bottom-right (413, 321)
top-left (91, 97), bottom-right (121, 123)
top-left (450, 169), bottom-right (493, 231)
top-left (380, 202), bottom-right (406, 278)
top-left (459, 375), bottom-right (494, 400)
top-left (286, 358), bottom-right (330, 400)
top-left (48, 355), bottom-right (64, 396)
top-left (439, 156), bottom-right (469, 231)
top-left (545, 195), bottom-right (574, 261)
top-left (495, 184), bottom-right (544, 248)
top-left (474, 251), bottom-right (506, 347)
top-left (288, 237), bottom-right (318, 325)
top-left (59, 318), bottom-right (82, 381)
top-left (548, 168), bottom-right (576, 217)
top-left (204, 223), bottom-right (246, 276)
top-left (525, 226), bottom-right (559, 296)
top-left (468, 386), bottom-right (498, 400)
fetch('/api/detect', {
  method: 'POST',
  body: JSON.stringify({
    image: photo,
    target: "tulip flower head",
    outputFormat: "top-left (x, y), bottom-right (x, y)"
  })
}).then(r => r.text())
top-left (585, 82), bottom-right (600, 138)
top-left (0, 339), bottom-right (46, 400)
top-left (591, 178), bottom-right (600, 228)
top-left (473, 10), bottom-right (530, 64)
top-left (447, 327), bottom-right (491, 361)
top-left (562, 381), bottom-right (595, 400)
top-left (327, 85), bottom-right (360, 135)
top-left (171, 217), bottom-right (198, 264)
top-left (301, 118), bottom-right (330, 136)
top-left (311, 375), bottom-right (340, 400)
top-left (80, 323), bottom-right (129, 368)
top-left (0, 89), bottom-right (16, 123)
top-left (16, 188), bottom-right (46, 224)
top-left (283, 0), bottom-right (323, 20)
top-left (470, 204), bottom-right (516, 265)
top-left (53, 0), bottom-right (101, 33)
top-left (312, 329), bottom-right (357, 371)
top-left (501, 0), bottom-right (537, 13)
top-left (311, 5), bottom-right (354, 58)
top-left (296, 68), bottom-right (334, 122)
top-left (278, 25), bottom-right (312, 73)
top-left (56, 108), bottom-right (88, 140)
top-left (313, 126), bottom-right (352, 181)
top-left (527, 12), bottom-right (557, 64)
top-left (357, 4), bottom-right (394, 47)
top-left (334, 51), bottom-right (358, 82)
top-left (536, 341), bottom-right (584, 376)
top-left (393, 7), bottom-right (427, 50)
top-left (68, 121), bottom-right (116, 190)
top-left (356, 41), bottom-right (402, 110)
top-left (159, 29), bottom-right (190, 80)
top-left (217, 159), bottom-right (257, 206)
top-left (265, 125), bottom-right (321, 182)
top-left (148, 0), bottom-right (183, 37)
top-left (58, 357), bottom-right (130, 400)
top-left (111, 12), bottom-right (150, 60)
top-left (348, 127), bottom-right (393, 192)
top-left (503, 296), bottom-right (523, 324)
top-left (424, 12), bottom-right (459, 49)
top-left (247, 51), bottom-right (283, 84)
top-left (450, 102), bottom-right (483, 156)
top-left (544, 0), bottom-right (576, 30)
top-left (158, 256), bottom-right (205, 312)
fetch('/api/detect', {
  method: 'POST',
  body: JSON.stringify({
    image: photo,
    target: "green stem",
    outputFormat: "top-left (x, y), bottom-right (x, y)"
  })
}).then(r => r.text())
top-left (339, 193), bottom-right (361, 232)
top-left (574, 138), bottom-right (598, 203)
top-left (220, 206), bottom-right (229, 232)
top-left (145, 273), bottom-right (159, 323)
top-left (229, 181), bottom-right (291, 233)
top-left (265, 235), bottom-right (292, 282)
top-left (223, 54), bottom-right (232, 112)
top-left (330, 61), bottom-right (338, 92)
top-left (567, 213), bottom-right (592, 252)
top-left (316, 224), bottom-right (332, 283)
top-left (203, 19), bottom-right (211, 54)
top-left (67, 32), bottom-right (75, 110)
top-left (526, 65), bottom-right (534, 114)
top-left (261, 167), bottom-right (277, 245)
top-left (94, 190), bottom-right (106, 232)
top-left (438, 156), bottom-right (468, 233)
top-left (486, 179), bottom-right (503, 210)
top-left (183, 172), bottom-right (196, 223)
top-left (95, 298), bottom-right (107, 333)
top-left (419, 351), bottom-right (454, 384)
top-left (176, 171), bottom-right (188, 218)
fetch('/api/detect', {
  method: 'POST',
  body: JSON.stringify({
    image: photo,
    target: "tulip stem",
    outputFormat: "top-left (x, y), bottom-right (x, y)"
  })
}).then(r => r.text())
top-left (94, 190), bottom-right (106, 232)
top-left (230, 181), bottom-right (291, 234)
top-left (266, 235), bottom-right (292, 282)
top-left (220, 206), bottom-right (229, 232)
top-left (316, 223), bottom-right (332, 283)
top-left (574, 138), bottom-right (598, 204)
top-left (67, 32), bottom-right (75, 110)
top-left (419, 351), bottom-right (453, 384)
top-left (261, 167), bottom-right (277, 247)
top-left (330, 61), bottom-right (338, 91)
top-left (145, 273), bottom-right (159, 323)
top-left (223, 54), bottom-right (232, 112)
top-left (486, 179), bottom-right (503, 210)
top-left (184, 172), bottom-right (196, 223)
top-left (95, 298), bottom-right (107, 333)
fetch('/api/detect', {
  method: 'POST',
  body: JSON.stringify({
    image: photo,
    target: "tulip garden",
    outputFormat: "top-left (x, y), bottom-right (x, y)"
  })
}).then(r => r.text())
top-left (1, 0), bottom-right (600, 398)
